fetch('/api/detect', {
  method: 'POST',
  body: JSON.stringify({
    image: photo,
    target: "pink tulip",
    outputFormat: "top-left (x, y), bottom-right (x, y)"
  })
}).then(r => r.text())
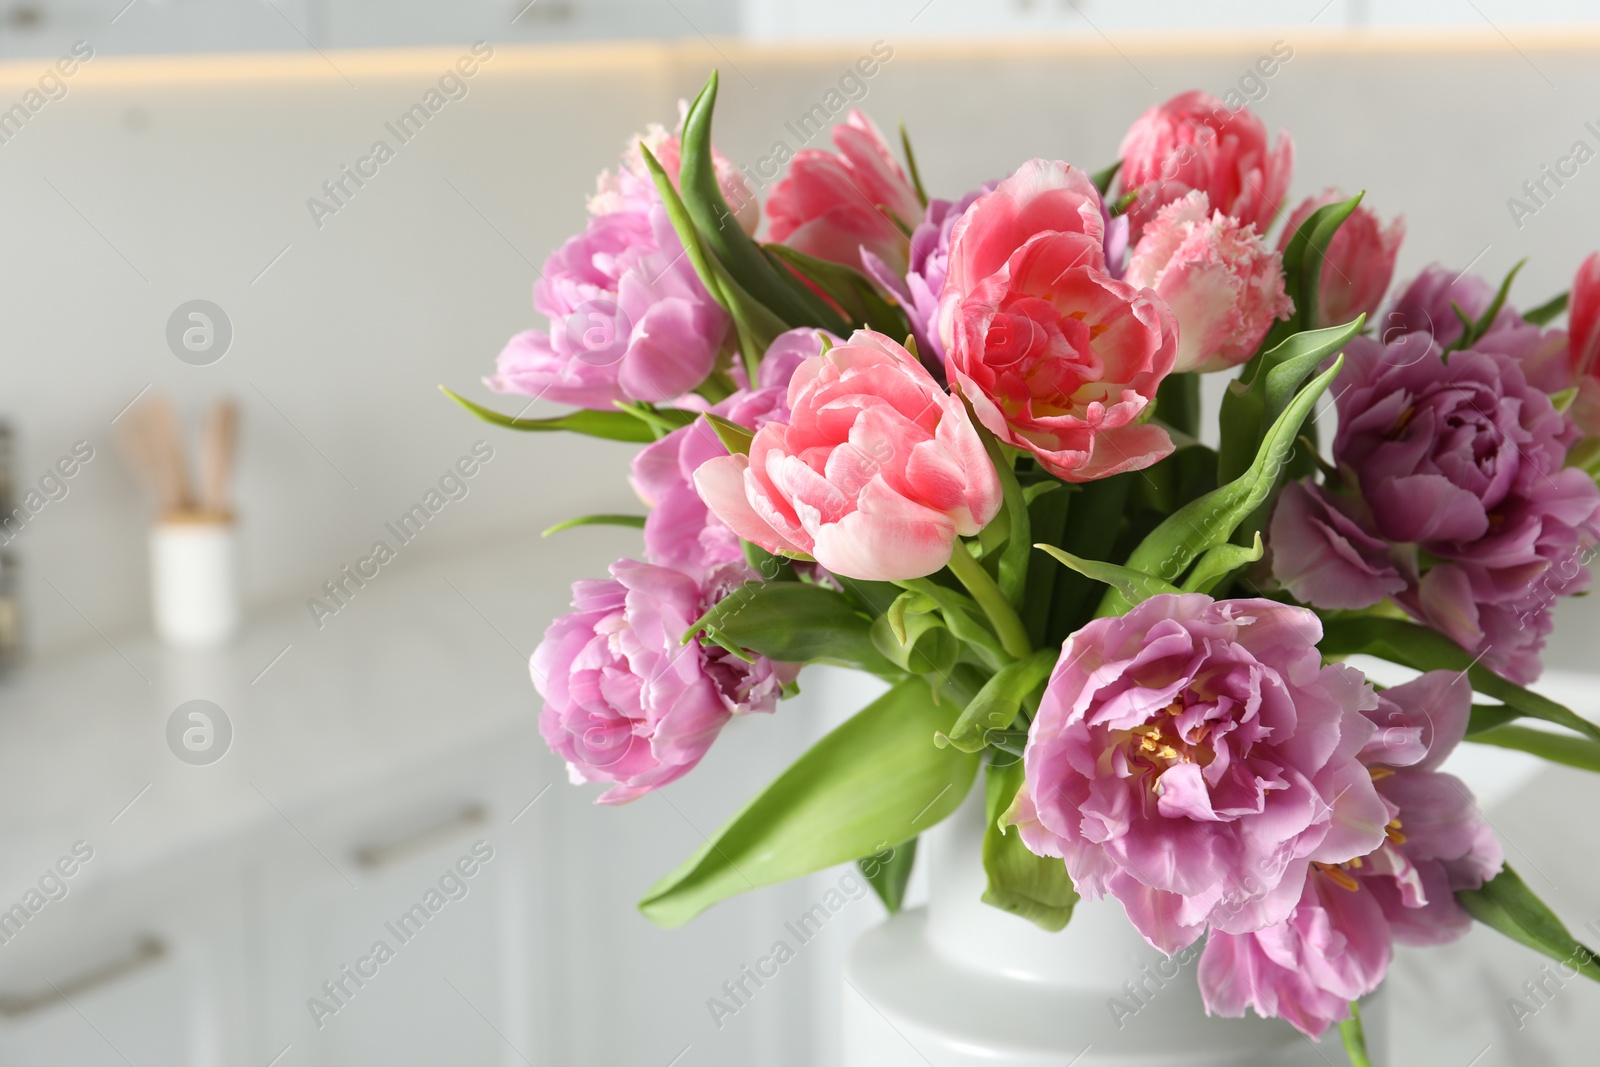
top-left (767, 111), bottom-right (923, 277)
top-left (693, 331), bottom-right (1002, 582)
top-left (1279, 190), bottom-right (1404, 329)
top-left (1118, 90), bottom-right (1293, 240)
top-left (1568, 253), bottom-right (1600, 436)
top-left (939, 160), bottom-right (1178, 483)
top-left (1126, 191), bottom-right (1293, 372)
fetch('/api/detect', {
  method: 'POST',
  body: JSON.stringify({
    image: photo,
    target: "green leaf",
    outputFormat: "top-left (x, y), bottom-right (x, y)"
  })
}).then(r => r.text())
top-left (1047, 475), bottom-right (1131, 642)
top-left (1180, 532), bottom-right (1264, 594)
top-left (678, 73), bottom-right (849, 335)
top-left (1338, 1002), bottom-right (1375, 1067)
top-left (1020, 485), bottom-right (1070, 648)
top-left (639, 678), bottom-right (980, 926)
top-left (613, 401), bottom-right (702, 438)
top-left (765, 244), bottom-right (910, 338)
top-left (541, 513), bottom-right (646, 537)
top-left (1457, 866), bottom-right (1600, 983)
top-left (703, 413), bottom-right (754, 456)
top-left (937, 647), bottom-right (1057, 753)
top-left (1317, 615), bottom-right (1600, 743)
top-left (1104, 357), bottom-right (1343, 614)
top-left (1445, 259), bottom-right (1525, 354)
top-left (1466, 724), bottom-right (1600, 774)
top-left (1523, 290), bottom-right (1570, 327)
top-left (1155, 372), bottom-right (1201, 439)
top-left (640, 143), bottom-right (786, 377)
top-left (872, 605), bottom-right (959, 678)
top-left (690, 581), bottom-right (898, 676)
top-left (973, 426), bottom-right (1032, 609)
top-left (1468, 703), bottom-right (1518, 735)
top-left (440, 387), bottom-right (656, 443)
top-left (895, 578), bottom-right (1010, 674)
top-left (1277, 192), bottom-right (1363, 337)
top-left (899, 122), bottom-right (929, 209)
top-left (983, 756), bottom-right (1078, 931)
top-left (859, 838), bottom-right (917, 914)
top-left (1219, 317), bottom-right (1365, 486)
top-left (1088, 159), bottom-right (1121, 196)
top-left (1034, 545), bottom-right (1180, 612)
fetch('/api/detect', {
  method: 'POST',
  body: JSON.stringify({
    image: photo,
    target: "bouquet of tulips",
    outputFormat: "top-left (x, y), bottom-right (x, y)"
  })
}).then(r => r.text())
top-left (449, 74), bottom-right (1600, 1054)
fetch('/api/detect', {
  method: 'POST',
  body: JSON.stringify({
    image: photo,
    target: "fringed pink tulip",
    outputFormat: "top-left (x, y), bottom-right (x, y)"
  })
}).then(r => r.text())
top-left (1125, 191), bottom-right (1292, 372)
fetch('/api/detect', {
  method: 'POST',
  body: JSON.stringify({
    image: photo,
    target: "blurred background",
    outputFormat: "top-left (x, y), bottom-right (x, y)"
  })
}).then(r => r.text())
top-left (0, 2), bottom-right (1598, 1065)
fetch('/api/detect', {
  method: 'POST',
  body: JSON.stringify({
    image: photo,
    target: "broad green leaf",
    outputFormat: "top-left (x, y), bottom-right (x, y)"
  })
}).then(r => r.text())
top-left (440, 387), bottom-right (655, 443)
top-left (679, 73), bottom-right (848, 335)
top-left (859, 838), bottom-right (917, 914)
top-left (1317, 615), bottom-right (1600, 743)
top-left (1180, 532), bottom-right (1264, 594)
top-left (899, 123), bottom-right (929, 209)
top-left (703, 413), bottom-right (754, 456)
top-left (765, 243), bottom-right (910, 339)
top-left (981, 757), bottom-right (1078, 931)
top-left (690, 581), bottom-right (898, 676)
top-left (1219, 317), bottom-right (1365, 485)
top-left (1033, 544), bottom-right (1180, 612)
top-left (937, 648), bottom-right (1057, 753)
top-left (1457, 866), bottom-right (1600, 983)
top-left (885, 589), bottom-right (940, 645)
top-left (639, 678), bottom-right (980, 926)
top-left (895, 578), bottom-right (1009, 673)
top-left (1524, 290), bottom-right (1570, 326)
top-left (1103, 357), bottom-right (1343, 615)
top-left (872, 609), bottom-right (959, 678)
top-left (541, 514), bottom-right (646, 537)
top-left (1465, 724), bottom-right (1600, 774)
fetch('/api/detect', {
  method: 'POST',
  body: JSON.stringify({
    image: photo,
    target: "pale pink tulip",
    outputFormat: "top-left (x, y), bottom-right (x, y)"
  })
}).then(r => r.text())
top-left (1126, 191), bottom-right (1292, 372)
top-left (694, 331), bottom-right (1002, 582)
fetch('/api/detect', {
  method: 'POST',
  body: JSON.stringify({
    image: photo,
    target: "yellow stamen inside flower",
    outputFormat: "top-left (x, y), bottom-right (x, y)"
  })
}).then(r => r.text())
top-left (1314, 862), bottom-right (1361, 892)
top-left (1368, 766), bottom-right (1395, 781)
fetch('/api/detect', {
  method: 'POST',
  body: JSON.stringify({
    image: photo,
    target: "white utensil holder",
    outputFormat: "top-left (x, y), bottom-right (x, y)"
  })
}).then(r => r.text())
top-left (150, 515), bottom-right (239, 648)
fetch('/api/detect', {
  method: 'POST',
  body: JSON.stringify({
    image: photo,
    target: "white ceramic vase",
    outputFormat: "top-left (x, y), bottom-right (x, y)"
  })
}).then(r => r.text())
top-left (841, 789), bottom-right (1384, 1066)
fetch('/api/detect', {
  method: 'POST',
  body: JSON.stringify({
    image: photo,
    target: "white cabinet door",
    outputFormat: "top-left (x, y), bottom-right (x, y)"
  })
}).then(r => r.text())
top-left (243, 721), bottom-right (555, 1067)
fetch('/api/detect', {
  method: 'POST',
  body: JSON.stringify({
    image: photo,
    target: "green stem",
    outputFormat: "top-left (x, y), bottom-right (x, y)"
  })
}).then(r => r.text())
top-left (945, 541), bottom-right (1031, 661)
top-left (1338, 1002), bottom-right (1373, 1067)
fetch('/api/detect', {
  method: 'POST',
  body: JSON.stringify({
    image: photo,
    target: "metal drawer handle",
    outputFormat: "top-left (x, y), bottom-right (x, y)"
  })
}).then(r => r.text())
top-left (352, 803), bottom-right (486, 871)
top-left (0, 936), bottom-right (166, 1020)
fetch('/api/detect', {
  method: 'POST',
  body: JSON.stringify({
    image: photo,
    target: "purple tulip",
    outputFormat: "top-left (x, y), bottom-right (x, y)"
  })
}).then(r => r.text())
top-left (1329, 334), bottom-right (1600, 682)
top-left (1008, 594), bottom-right (1390, 955)
top-left (629, 329), bottom-right (825, 577)
top-left (489, 204), bottom-right (728, 410)
top-left (532, 560), bottom-right (794, 804)
top-left (1268, 481), bottom-right (1410, 610)
top-left (1199, 671), bottom-right (1501, 1037)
